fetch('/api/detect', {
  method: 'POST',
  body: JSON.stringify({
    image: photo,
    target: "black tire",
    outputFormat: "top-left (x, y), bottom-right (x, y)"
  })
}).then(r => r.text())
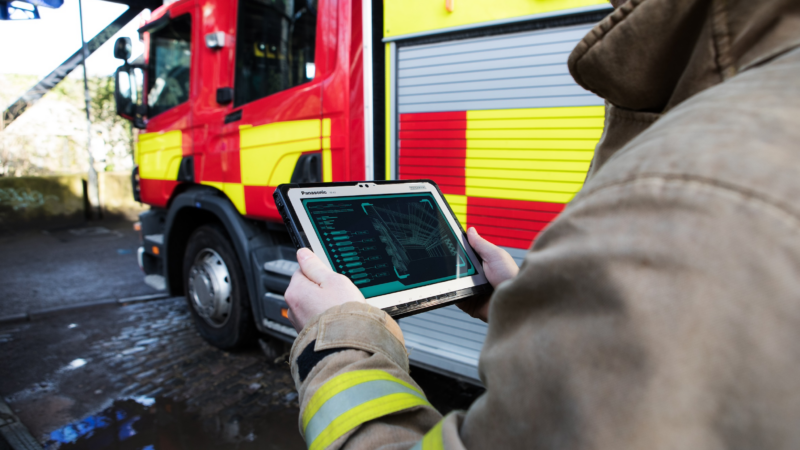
top-left (183, 224), bottom-right (256, 349)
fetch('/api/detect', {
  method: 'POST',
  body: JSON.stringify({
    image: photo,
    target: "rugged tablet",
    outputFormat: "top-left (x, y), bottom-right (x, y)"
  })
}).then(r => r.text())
top-left (274, 180), bottom-right (492, 317)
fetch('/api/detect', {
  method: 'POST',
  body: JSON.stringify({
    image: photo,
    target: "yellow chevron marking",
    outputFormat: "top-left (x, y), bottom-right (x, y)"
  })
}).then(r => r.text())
top-left (137, 130), bottom-right (183, 181)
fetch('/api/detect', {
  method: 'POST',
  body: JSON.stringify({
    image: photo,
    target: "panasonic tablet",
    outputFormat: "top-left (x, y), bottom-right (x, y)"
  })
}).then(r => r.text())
top-left (274, 180), bottom-right (491, 317)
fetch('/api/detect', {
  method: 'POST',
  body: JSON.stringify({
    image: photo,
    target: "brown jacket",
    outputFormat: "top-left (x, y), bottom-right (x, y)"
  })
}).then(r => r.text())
top-left (290, 0), bottom-right (800, 448)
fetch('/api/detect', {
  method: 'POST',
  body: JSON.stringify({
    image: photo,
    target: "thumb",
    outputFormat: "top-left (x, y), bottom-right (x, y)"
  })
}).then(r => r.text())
top-left (297, 248), bottom-right (333, 284)
top-left (468, 227), bottom-right (501, 263)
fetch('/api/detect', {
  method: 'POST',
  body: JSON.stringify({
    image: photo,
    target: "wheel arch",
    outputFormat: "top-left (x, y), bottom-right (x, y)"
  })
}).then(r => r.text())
top-left (163, 187), bottom-right (260, 309)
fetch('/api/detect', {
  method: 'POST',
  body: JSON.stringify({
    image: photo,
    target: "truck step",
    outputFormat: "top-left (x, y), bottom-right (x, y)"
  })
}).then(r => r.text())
top-left (263, 259), bottom-right (299, 277)
top-left (144, 274), bottom-right (166, 291)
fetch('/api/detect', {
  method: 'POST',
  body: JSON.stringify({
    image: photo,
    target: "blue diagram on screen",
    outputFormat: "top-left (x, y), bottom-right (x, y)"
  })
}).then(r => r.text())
top-left (303, 193), bottom-right (476, 298)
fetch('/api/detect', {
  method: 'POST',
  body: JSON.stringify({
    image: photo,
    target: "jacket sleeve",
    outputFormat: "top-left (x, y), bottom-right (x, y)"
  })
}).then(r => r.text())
top-left (291, 175), bottom-right (800, 449)
top-left (289, 302), bottom-right (465, 450)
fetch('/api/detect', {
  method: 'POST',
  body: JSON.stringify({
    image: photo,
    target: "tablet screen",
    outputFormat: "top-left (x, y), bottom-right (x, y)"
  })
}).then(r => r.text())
top-left (302, 193), bottom-right (477, 298)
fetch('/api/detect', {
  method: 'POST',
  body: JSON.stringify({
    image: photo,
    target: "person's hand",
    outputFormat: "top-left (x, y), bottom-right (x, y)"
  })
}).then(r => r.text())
top-left (284, 248), bottom-right (366, 331)
top-left (457, 227), bottom-right (520, 322)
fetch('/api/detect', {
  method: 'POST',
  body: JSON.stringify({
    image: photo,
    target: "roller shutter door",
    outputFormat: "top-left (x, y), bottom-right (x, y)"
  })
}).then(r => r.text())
top-left (395, 23), bottom-right (604, 384)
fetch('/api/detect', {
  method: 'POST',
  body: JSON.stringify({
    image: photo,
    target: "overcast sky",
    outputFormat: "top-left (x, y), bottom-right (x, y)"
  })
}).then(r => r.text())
top-left (0, 0), bottom-right (147, 77)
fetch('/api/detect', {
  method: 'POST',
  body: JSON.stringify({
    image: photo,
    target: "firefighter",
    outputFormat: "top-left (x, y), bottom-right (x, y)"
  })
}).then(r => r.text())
top-left (284, 0), bottom-right (800, 448)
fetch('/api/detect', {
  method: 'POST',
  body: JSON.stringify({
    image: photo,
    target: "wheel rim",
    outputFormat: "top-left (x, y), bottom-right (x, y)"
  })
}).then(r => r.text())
top-left (188, 248), bottom-right (232, 328)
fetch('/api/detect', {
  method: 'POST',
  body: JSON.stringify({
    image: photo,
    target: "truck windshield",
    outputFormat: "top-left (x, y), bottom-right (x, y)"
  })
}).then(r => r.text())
top-left (147, 14), bottom-right (192, 117)
top-left (234, 0), bottom-right (317, 107)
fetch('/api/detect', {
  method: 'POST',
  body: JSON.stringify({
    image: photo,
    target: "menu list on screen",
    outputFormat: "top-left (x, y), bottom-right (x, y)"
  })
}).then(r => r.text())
top-left (302, 193), bottom-right (476, 298)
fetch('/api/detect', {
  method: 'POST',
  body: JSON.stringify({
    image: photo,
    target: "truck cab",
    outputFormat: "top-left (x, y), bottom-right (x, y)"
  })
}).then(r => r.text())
top-left (114, 0), bottom-right (611, 384)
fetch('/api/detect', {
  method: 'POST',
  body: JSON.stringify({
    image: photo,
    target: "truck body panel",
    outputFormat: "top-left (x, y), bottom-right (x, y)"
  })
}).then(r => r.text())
top-left (121, 0), bottom-right (611, 384)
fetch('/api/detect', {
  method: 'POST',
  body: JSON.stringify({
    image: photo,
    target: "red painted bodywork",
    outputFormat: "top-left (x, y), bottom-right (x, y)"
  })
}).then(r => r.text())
top-left (139, 0), bottom-right (365, 222)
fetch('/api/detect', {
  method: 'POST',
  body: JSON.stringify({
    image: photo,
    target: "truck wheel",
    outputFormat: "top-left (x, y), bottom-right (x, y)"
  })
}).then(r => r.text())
top-left (183, 224), bottom-right (255, 349)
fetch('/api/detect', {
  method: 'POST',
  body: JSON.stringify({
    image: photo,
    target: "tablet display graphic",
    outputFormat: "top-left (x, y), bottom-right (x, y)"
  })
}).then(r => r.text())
top-left (302, 193), bottom-right (476, 298)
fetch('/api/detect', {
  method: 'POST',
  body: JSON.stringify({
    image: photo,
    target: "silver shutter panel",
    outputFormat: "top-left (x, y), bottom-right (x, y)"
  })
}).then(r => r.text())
top-left (396, 23), bottom-right (599, 384)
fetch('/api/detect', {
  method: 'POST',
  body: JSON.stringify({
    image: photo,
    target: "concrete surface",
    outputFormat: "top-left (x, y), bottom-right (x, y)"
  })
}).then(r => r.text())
top-left (0, 220), bottom-right (157, 317)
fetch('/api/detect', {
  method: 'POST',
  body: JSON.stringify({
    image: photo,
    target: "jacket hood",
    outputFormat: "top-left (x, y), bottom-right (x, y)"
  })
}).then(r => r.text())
top-left (568, 0), bottom-right (800, 113)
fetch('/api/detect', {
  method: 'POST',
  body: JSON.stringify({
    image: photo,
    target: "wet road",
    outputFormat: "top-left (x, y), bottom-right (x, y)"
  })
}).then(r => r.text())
top-left (0, 221), bottom-right (158, 317)
top-left (0, 220), bottom-right (484, 449)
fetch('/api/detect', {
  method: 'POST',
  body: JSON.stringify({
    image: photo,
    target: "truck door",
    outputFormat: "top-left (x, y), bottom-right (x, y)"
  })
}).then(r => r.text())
top-left (195, 0), bottom-right (323, 222)
top-left (138, 7), bottom-right (195, 207)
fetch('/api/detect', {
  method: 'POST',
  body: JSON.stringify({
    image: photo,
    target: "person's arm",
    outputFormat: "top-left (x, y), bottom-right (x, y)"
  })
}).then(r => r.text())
top-left (284, 229), bottom-right (517, 449)
top-left (285, 249), bottom-right (442, 450)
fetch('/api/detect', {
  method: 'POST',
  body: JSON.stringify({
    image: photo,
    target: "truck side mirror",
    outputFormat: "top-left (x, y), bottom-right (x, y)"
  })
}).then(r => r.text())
top-left (114, 66), bottom-right (136, 120)
top-left (114, 37), bottom-right (132, 61)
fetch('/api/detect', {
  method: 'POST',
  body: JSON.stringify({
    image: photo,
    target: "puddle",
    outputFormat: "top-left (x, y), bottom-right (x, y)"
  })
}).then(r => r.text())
top-left (44, 396), bottom-right (305, 450)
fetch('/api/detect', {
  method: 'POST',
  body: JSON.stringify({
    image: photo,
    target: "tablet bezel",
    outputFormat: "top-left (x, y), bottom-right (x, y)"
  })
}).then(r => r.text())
top-left (274, 180), bottom-right (492, 317)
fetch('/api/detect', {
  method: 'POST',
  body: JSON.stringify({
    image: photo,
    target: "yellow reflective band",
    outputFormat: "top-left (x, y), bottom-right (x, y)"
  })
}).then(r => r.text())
top-left (411, 419), bottom-right (445, 450)
top-left (302, 370), bottom-right (424, 431)
top-left (309, 392), bottom-right (429, 450)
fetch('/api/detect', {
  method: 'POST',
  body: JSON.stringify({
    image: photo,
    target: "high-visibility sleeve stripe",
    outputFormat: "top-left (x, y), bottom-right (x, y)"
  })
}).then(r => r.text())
top-left (410, 419), bottom-right (445, 450)
top-left (304, 380), bottom-right (429, 450)
top-left (302, 370), bottom-right (425, 430)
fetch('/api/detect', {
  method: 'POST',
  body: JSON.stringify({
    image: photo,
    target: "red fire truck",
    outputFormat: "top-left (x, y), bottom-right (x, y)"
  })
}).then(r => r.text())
top-left (113, 0), bottom-right (611, 383)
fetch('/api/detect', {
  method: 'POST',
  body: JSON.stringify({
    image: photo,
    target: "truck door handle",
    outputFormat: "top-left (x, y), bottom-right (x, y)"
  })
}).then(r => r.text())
top-left (224, 109), bottom-right (242, 124)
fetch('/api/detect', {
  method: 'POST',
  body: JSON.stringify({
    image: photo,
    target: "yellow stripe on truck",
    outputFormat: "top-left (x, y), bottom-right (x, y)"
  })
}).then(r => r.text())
top-left (323, 118), bottom-right (332, 182)
top-left (444, 194), bottom-right (467, 228)
top-left (239, 119), bottom-right (329, 187)
top-left (385, 42), bottom-right (393, 180)
top-left (384, 0), bottom-right (607, 38)
top-left (137, 130), bottom-right (182, 180)
top-left (464, 106), bottom-right (604, 204)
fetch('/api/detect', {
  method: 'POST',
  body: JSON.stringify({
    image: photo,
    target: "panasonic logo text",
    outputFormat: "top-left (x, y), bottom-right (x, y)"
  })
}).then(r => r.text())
top-left (301, 191), bottom-right (327, 195)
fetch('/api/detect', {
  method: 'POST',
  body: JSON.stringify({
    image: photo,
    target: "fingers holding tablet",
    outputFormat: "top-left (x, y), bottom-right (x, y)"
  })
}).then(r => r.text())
top-left (275, 181), bottom-right (492, 317)
top-left (285, 248), bottom-right (366, 331)
top-left (467, 228), bottom-right (519, 288)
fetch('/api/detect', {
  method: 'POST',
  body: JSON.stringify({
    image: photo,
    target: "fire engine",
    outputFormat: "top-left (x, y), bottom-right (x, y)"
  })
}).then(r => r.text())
top-left (113, 0), bottom-right (611, 384)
